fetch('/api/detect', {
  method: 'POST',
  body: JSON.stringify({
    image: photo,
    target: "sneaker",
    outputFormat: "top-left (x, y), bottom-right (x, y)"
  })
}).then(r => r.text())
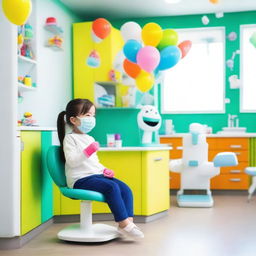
top-left (118, 223), bottom-right (144, 240)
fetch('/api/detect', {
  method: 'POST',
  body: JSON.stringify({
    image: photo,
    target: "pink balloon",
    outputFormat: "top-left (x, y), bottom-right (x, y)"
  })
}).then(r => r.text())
top-left (136, 46), bottom-right (160, 73)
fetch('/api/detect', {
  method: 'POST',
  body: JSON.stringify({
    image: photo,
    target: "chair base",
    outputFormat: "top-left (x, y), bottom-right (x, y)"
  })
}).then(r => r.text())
top-left (177, 194), bottom-right (214, 208)
top-left (58, 223), bottom-right (119, 242)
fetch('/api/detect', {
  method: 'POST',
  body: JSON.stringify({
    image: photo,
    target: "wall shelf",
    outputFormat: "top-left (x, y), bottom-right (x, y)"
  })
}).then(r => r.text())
top-left (18, 55), bottom-right (37, 65)
top-left (18, 82), bottom-right (36, 92)
top-left (44, 24), bottom-right (63, 35)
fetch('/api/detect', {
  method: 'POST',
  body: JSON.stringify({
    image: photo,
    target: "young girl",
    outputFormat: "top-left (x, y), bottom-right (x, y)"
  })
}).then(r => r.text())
top-left (57, 98), bottom-right (144, 240)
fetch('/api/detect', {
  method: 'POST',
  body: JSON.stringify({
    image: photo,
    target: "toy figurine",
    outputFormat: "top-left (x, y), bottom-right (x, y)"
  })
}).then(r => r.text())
top-left (21, 112), bottom-right (37, 126)
top-left (137, 105), bottom-right (162, 145)
top-left (48, 35), bottom-right (63, 48)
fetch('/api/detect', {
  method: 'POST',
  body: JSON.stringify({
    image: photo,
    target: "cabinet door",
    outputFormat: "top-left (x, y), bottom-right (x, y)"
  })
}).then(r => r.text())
top-left (60, 151), bottom-right (142, 215)
top-left (97, 151), bottom-right (142, 215)
top-left (141, 151), bottom-right (170, 215)
top-left (73, 22), bottom-right (123, 105)
top-left (73, 22), bottom-right (95, 101)
top-left (21, 131), bottom-right (41, 235)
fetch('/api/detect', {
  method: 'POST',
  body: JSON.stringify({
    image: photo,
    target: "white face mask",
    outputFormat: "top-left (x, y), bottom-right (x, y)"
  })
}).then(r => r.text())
top-left (77, 116), bottom-right (96, 133)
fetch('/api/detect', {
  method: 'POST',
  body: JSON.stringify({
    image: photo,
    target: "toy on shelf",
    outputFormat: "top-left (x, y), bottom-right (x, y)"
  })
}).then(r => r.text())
top-left (137, 105), bottom-right (162, 145)
top-left (18, 23), bottom-right (35, 59)
top-left (47, 36), bottom-right (63, 49)
top-left (17, 26), bottom-right (24, 55)
top-left (21, 112), bottom-right (37, 126)
top-left (44, 17), bottom-right (64, 50)
top-left (169, 123), bottom-right (238, 208)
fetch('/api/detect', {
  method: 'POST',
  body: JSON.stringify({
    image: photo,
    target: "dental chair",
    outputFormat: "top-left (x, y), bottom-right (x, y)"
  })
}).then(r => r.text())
top-left (245, 167), bottom-right (256, 201)
top-left (46, 146), bottom-right (119, 242)
top-left (169, 123), bottom-right (238, 207)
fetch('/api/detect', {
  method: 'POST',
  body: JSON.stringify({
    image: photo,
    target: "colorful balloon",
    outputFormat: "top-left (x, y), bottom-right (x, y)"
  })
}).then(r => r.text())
top-left (157, 29), bottom-right (178, 50)
top-left (2, 0), bottom-right (32, 25)
top-left (157, 46), bottom-right (181, 71)
top-left (141, 23), bottom-right (163, 47)
top-left (123, 39), bottom-right (142, 63)
top-left (135, 70), bottom-right (154, 93)
top-left (178, 40), bottom-right (192, 58)
top-left (121, 21), bottom-right (142, 42)
top-left (136, 46), bottom-right (160, 73)
top-left (123, 59), bottom-right (141, 78)
top-left (92, 18), bottom-right (111, 40)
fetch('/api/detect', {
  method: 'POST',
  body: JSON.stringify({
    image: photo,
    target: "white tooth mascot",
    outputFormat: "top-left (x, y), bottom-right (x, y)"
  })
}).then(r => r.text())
top-left (137, 105), bottom-right (162, 145)
top-left (170, 123), bottom-right (238, 207)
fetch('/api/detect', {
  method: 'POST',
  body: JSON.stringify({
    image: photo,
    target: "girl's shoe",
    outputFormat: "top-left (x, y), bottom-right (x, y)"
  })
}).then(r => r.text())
top-left (118, 223), bottom-right (144, 240)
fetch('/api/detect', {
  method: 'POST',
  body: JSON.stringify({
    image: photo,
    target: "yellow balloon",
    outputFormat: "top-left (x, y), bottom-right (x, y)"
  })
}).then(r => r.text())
top-left (135, 70), bottom-right (154, 93)
top-left (2, 0), bottom-right (32, 25)
top-left (142, 23), bottom-right (163, 47)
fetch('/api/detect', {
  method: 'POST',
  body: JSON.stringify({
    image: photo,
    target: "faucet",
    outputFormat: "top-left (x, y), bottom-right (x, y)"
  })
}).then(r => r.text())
top-left (228, 114), bottom-right (239, 127)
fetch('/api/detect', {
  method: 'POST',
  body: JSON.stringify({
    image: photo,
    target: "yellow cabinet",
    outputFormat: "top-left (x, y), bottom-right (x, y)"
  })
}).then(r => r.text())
top-left (141, 151), bottom-right (170, 215)
top-left (73, 22), bottom-right (124, 105)
top-left (21, 131), bottom-right (41, 235)
top-left (58, 150), bottom-right (170, 217)
top-left (59, 151), bottom-right (141, 215)
top-left (97, 151), bottom-right (142, 215)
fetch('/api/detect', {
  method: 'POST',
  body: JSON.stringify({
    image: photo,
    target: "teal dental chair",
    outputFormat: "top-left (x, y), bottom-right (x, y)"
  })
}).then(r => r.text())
top-left (47, 146), bottom-right (119, 242)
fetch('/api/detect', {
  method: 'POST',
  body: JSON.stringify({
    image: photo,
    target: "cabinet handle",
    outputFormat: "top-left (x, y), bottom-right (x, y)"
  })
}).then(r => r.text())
top-left (229, 178), bottom-right (241, 182)
top-left (229, 170), bottom-right (241, 174)
top-left (154, 157), bottom-right (163, 162)
top-left (230, 145), bottom-right (242, 149)
top-left (176, 146), bottom-right (183, 150)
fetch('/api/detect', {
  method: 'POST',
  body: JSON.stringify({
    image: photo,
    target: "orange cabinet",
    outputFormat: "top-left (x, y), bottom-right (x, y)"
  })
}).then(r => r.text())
top-left (211, 137), bottom-right (249, 190)
top-left (161, 136), bottom-right (250, 190)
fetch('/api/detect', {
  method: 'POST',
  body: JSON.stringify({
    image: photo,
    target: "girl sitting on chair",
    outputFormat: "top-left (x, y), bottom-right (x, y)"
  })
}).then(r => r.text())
top-left (57, 98), bottom-right (144, 240)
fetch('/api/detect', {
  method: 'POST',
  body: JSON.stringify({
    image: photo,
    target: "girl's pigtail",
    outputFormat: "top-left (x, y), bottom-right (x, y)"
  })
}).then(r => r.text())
top-left (57, 111), bottom-right (66, 161)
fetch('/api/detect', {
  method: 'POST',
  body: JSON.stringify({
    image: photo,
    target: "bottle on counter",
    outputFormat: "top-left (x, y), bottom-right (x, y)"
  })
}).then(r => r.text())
top-left (115, 133), bottom-right (122, 147)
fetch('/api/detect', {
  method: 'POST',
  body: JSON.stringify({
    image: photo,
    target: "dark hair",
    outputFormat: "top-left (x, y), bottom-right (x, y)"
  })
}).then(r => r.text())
top-left (57, 98), bottom-right (94, 161)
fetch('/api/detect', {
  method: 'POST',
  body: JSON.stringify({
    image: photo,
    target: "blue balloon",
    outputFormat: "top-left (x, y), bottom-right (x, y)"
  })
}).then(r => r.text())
top-left (123, 39), bottom-right (142, 63)
top-left (157, 46), bottom-right (181, 71)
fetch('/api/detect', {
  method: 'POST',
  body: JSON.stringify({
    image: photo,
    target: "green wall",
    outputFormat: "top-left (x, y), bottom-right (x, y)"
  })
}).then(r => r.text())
top-left (91, 11), bottom-right (256, 144)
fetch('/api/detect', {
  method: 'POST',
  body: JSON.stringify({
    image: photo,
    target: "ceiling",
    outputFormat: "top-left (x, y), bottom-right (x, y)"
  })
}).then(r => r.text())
top-left (60, 0), bottom-right (256, 20)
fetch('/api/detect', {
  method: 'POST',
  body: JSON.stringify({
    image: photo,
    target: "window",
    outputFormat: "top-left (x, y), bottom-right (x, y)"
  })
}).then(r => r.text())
top-left (161, 27), bottom-right (225, 114)
top-left (240, 25), bottom-right (256, 112)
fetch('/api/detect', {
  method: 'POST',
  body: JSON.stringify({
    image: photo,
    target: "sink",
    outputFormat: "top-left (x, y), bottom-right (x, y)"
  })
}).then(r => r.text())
top-left (217, 127), bottom-right (247, 134)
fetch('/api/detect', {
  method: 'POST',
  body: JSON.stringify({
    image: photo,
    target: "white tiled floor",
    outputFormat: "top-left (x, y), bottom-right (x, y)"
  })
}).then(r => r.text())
top-left (2, 193), bottom-right (256, 256)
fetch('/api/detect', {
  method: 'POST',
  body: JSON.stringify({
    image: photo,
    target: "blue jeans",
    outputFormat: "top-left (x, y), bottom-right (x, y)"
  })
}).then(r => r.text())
top-left (73, 174), bottom-right (133, 222)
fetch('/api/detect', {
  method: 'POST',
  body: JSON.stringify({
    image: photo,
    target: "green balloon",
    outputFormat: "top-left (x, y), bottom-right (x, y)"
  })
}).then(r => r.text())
top-left (157, 29), bottom-right (178, 51)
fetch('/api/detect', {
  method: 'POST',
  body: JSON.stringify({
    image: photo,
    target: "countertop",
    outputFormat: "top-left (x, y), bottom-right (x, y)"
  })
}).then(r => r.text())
top-left (160, 133), bottom-right (256, 138)
top-left (17, 126), bottom-right (57, 131)
top-left (99, 146), bottom-right (172, 151)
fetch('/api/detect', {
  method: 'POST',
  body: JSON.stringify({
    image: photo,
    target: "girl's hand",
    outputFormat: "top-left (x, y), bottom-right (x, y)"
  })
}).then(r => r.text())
top-left (103, 168), bottom-right (114, 178)
top-left (83, 141), bottom-right (99, 157)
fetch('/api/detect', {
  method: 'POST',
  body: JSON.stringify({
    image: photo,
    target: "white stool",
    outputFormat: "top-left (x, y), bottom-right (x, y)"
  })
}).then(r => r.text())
top-left (245, 167), bottom-right (256, 201)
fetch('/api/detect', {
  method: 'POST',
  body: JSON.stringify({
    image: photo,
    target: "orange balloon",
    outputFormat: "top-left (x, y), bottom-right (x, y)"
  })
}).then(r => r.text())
top-left (123, 59), bottom-right (141, 78)
top-left (210, 0), bottom-right (219, 3)
top-left (178, 40), bottom-right (192, 59)
top-left (92, 18), bottom-right (111, 39)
